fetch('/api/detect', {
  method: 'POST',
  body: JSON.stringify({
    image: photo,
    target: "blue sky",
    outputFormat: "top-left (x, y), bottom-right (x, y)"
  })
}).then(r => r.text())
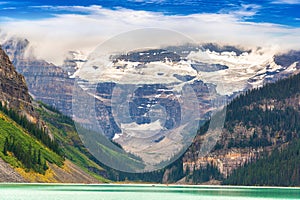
top-left (1, 0), bottom-right (300, 26)
top-left (0, 0), bottom-right (299, 65)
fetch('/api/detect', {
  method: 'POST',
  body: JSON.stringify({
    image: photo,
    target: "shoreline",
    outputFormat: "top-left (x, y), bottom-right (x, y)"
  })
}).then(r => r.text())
top-left (0, 182), bottom-right (300, 189)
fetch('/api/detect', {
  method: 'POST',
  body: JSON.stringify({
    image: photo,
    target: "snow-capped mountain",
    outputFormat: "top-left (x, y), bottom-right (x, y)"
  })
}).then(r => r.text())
top-left (62, 50), bottom-right (87, 77)
top-left (71, 44), bottom-right (300, 171)
top-left (2, 36), bottom-right (300, 172)
top-left (75, 44), bottom-right (300, 96)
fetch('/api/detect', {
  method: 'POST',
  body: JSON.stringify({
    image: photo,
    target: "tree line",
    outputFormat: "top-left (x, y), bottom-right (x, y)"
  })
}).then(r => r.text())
top-left (224, 139), bottom-right (300, 186)
top-left (0, 102), bottom-right (62, 155)
top-left (185, 73), bottom-right (300, 185)
top-left (3, 136), bottom-right (48, 174)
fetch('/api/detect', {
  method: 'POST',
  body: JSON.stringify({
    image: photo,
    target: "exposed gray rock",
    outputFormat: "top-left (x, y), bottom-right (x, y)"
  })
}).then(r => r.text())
top-left (0, 158), bottom-right (26, 183)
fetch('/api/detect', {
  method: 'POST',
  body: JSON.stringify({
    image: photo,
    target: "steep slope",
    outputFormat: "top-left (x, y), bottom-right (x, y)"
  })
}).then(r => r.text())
top-left (183, 73), bottom-right (300, 185)
top-left (0, 46), bottom-right (105, 183)
top-left (0, 108), bottom-right (62, 180)
top-left (35, 102), bottom-right (109, 182)
top-left (0, 158), bottom-right (26, 182)
top-left (224, 139), bottom-right (300, 186)
top-left (0, 105), bottom-right (102, 183)
top-left (0, 110), bottom-right (100, 183)
top-left (0, 46), bottom-right (34, 118)
top-left (2, 38), bottom-right (74, 116)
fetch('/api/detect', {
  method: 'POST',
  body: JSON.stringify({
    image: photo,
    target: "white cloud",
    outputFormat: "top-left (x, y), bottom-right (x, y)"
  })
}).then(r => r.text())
top-left (30, 5), bottom-right (104, 14)
top-left (227, 4), bottom-right (261, 19)
top-left (1, 6), bottom-right (15, 10)
top-left (0, 1), bottom-right (8, 5)
top-left (271, 0), bottom-right (300, 4)
top-left (0, 5), bottom-right (299, 65)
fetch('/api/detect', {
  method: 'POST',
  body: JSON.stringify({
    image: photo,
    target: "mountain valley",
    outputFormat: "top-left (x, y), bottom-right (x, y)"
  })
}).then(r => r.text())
top-left (0, 35), bottom-right (300, 184)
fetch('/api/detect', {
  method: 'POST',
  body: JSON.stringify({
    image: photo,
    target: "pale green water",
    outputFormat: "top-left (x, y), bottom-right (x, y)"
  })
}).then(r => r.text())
top-left (0, 184), bottom-right (300, 200)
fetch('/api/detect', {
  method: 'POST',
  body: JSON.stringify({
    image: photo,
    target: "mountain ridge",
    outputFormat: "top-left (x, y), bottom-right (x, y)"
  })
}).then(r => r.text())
top-left (1, 36), bottom-right (300, 184)
top-left (0, 46), bottom-right (106, 183)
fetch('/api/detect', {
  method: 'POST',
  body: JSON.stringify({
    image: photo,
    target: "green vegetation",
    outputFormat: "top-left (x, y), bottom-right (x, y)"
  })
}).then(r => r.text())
top-left (3, 136), bottom-right (48, 174)
top-left (186, 74), bottom-right (300, 185)
top-left (187, 164), bottom-right (223, 184)
top-left (0, 103), bottom-right (61, 155)
top-left (221, 74), bottom-right (300, 185)
top-left (221, 74), bottom-right (300, 186)
top-left (222, 74), bottom-right (300, 149)
top-left (36, 103), bottom-right (110, 182)
top-left (228, 73), bottom-right (300, 108)
top-left (0, 111), bottom-right (63, 174)
top-left (36, 102), bottom-right (186, 183)
top-left (224, 140), bottom-right (300, 186)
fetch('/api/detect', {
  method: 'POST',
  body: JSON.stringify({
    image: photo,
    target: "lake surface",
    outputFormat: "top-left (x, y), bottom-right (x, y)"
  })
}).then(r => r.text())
top-left (1, 184), bottom-right (300, 200)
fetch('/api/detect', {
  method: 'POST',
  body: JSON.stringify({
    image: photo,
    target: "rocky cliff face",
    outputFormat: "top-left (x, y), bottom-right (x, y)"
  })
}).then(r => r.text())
top-left (0, 46), bottom-right (34, 117)
top-left (16, 59), bottom-right (74, 116)
top-left (2, 38), bottom-right (74, 116)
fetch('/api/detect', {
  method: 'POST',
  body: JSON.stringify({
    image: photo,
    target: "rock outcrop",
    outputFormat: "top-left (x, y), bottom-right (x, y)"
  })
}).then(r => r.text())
top-left (2, 38), bottom-right (74, 116)
top-left (0, 46), bottom-right (104, 183)
top-left (0, 46), bottom-right (34, 117)
top-left (0, 158), bottom-right (27, 182)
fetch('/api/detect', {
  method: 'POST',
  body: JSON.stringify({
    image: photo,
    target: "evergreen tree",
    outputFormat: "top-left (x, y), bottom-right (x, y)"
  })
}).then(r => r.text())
top-left (3, 137), bottom-right (8, 156)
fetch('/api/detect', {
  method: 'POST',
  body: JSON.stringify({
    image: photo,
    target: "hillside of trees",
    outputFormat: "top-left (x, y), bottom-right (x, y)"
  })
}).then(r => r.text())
top-left (222, 74), bottom-right (300, 186)
top-left (216, 73), bottom-right (300, 185)
top-left (0, 103), bottom-right (61, 155)
top-left (3, 136), bottom-right (48, 174)
top-left (224, 139), bottom-right (300, 186)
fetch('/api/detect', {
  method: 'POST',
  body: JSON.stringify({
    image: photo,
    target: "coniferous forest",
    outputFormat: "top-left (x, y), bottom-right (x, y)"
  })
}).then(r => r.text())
top-left (179, 73), bottom-right (300, 185)
top-left (3, 136), bottom-right (48, 174)
top-left (0, 103), bottom-right (61, 155)
top-left (224, 139), bottom-right (300, 186)
top-left (220, 73), bottom-right (300, 185)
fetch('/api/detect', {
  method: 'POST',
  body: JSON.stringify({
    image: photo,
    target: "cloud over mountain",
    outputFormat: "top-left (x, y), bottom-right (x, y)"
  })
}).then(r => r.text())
top-left (1, 5), bottom-right (300, 65)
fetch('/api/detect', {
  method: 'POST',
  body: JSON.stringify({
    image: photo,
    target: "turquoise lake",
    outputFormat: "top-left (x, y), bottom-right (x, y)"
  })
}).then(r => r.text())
top-left (1, 184), bottom-right (300, 200)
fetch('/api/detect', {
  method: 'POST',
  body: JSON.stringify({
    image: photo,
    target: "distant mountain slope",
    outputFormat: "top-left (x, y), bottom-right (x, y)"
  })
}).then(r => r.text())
top-left (3, 37), bottom-right (300, 119)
